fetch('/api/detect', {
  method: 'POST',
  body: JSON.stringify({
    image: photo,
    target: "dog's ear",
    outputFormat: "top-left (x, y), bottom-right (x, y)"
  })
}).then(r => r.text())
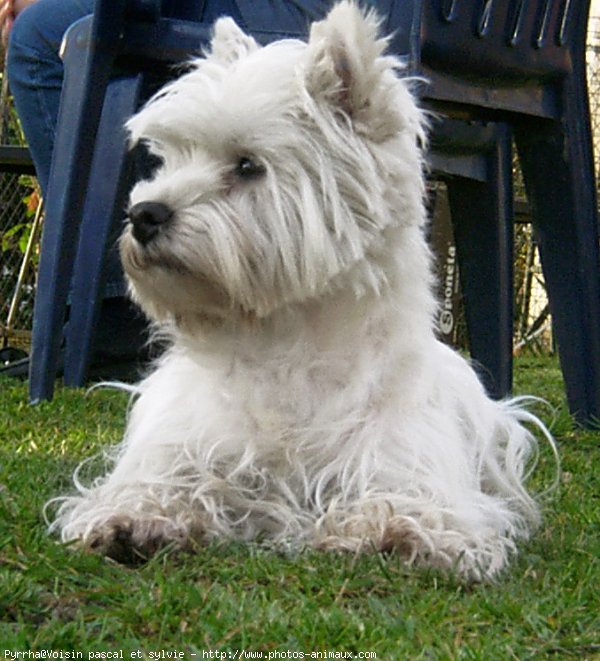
top-left (209, 17), bottom-right (260, 64)
top-left (304, 1), bottom-right (404, 138)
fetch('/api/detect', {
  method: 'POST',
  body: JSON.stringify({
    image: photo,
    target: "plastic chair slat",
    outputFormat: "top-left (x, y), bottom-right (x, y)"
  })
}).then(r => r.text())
top-left (508, 0), bottom-right (526, 46)
top-left (477, 0), bottom-right (495, 38)
top-left (441, 0), bottom-right (456, 22)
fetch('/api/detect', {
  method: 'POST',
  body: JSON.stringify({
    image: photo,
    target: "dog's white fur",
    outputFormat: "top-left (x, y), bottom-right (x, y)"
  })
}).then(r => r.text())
top-left (49, 3), bottom-right (555, 580)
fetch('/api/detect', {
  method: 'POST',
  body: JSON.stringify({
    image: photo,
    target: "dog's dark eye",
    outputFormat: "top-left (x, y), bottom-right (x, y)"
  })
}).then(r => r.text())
top-left (235, 156), bottom-right (266, 181)
top-left (131, 141), bottom-right (164, 181)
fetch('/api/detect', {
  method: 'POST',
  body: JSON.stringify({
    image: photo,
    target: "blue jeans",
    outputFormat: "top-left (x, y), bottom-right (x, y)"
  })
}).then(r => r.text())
top-left (7, 0), bottom-right (94, 196)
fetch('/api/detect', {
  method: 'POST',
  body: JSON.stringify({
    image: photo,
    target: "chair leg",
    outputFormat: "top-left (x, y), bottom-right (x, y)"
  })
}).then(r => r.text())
top-left (63, 75), bottom-right (143, 388)
top-left (515, 75), bottom-right (600, 426)
top-left (444, 125), bottom-right (514, 399)
top-left (28, 18), bottom-right (116, 403)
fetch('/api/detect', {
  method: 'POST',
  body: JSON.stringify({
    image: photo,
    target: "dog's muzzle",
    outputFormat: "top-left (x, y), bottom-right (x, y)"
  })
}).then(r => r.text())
top-left (128, 201), bottom-right (173, 245)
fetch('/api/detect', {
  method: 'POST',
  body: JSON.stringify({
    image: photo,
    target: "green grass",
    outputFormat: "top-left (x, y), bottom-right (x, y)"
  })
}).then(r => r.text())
top-left (1, 356), bottom-right (598, 658)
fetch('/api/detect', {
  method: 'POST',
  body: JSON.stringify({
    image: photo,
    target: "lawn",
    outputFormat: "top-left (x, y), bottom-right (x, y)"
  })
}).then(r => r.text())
top-left (0, 356), bottom-right (598, 659)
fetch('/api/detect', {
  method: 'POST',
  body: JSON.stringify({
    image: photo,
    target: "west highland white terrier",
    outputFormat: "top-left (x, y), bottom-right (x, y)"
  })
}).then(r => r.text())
top-left (50, 2), bottom-right (556, 580)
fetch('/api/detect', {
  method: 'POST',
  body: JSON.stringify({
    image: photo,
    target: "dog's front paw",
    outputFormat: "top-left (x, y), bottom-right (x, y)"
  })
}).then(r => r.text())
top-left (85, 515), bottom-right (201, 564)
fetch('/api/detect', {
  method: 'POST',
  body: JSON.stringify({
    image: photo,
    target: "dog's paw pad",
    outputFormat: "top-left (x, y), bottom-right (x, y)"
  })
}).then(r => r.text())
top-left (85, 515), bottom-right (140, 564)
top-left (84, 515), bottom-right (195, 565)
top-left (379, 517), bottom-right (430, 562)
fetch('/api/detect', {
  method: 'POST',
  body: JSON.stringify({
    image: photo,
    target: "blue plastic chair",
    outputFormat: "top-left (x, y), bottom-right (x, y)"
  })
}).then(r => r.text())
top-left (29, 0), bottom-right (600, 427)
top-left (418, 0), bottom-right (600, 425)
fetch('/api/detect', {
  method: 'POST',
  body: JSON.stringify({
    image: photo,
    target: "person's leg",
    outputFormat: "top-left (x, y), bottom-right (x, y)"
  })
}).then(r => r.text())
top-left (6, 0), bottom-right (93, 194)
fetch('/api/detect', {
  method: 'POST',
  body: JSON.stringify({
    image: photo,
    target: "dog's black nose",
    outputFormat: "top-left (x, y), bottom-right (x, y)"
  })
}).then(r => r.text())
top-left (129, 201), bottom-right (173, 245)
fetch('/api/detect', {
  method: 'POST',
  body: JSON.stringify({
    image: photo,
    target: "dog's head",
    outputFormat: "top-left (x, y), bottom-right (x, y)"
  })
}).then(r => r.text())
top-left (121, 1), bottom-right (426, 327)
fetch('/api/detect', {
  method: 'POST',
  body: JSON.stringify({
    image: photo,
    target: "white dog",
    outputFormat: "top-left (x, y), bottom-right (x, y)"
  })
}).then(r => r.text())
top-left (50, 2), bottom-right (555, 580)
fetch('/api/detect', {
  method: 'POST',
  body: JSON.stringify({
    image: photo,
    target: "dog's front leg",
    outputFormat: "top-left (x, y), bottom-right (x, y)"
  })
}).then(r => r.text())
top-left (52, 441), bottom-right (208, 564)
top-left (51, 386), bottom-right (214, 562)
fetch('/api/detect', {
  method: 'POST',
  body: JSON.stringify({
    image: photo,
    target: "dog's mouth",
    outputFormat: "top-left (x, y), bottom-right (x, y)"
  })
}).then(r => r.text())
top-left (119, 226), bottom-right (236, 323)
top-left (120, 225), bottom-right (181, 274)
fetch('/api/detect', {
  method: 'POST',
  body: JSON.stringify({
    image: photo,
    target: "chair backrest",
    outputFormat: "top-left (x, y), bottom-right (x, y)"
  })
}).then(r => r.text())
top-left (420, 0), bottom-right (590, 82)
top-left (161, 0), bottom-right (207, 20)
